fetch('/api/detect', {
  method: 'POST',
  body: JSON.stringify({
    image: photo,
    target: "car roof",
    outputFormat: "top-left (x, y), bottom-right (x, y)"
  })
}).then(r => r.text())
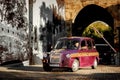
top-left (59, 36), bottom-right (93, 40)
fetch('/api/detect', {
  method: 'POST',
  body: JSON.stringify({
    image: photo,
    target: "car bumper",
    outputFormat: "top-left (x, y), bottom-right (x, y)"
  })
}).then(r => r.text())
top-left (49, 63), bottom-right (60, 67)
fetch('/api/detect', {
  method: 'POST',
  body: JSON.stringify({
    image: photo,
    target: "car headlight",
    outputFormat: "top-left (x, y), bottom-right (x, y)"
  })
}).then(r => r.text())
top-left (66, 54), bottom-right (70, 58)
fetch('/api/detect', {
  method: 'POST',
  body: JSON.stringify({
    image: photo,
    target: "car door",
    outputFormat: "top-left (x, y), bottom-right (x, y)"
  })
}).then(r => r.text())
top-left (80, 39), bottom-right (90, 67)
top-left (86, 39), bottom-right (96, 66)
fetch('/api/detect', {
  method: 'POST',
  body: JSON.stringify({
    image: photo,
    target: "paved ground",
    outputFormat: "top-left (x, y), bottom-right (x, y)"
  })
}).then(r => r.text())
top-left (0, 65), bottom-right (120, 80)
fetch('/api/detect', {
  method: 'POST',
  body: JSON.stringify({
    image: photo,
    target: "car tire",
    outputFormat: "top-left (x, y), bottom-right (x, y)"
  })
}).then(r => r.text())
top-left (71, 59), bottom-right (79, 72)
top-left (92, 59), bottom-right (98, 69)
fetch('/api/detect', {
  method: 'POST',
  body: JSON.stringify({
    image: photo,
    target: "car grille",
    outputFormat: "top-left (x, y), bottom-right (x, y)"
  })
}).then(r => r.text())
top-left (50, 53), bottom-right (61, 63)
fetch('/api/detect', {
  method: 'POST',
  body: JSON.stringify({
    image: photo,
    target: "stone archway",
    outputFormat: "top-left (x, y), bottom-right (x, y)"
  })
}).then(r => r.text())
top-left (73, 4), bottom-right (115, 64)
top-left (73, 4), bottom-right (114, 39)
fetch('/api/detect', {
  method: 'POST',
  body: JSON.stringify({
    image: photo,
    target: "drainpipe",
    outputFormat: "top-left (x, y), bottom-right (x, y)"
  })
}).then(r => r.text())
top-left (29, 0), bottom-right (34, 65)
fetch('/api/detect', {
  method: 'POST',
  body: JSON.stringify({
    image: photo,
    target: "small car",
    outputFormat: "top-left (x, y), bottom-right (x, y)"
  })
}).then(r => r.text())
top-left (42, 37), bottom-right (99, 72)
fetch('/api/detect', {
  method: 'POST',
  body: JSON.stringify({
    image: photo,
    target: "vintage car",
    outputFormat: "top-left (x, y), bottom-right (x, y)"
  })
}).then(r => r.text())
top-left (42, 37), bottom-right (99, 72)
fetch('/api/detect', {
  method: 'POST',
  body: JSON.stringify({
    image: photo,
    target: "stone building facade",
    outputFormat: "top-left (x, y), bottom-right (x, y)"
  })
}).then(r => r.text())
top-left (31, 0), bottom-right (120, 64)
top-left (0, 0), bottom-right (119, 65)
top-left (63, 0), bottom-right (120, 44)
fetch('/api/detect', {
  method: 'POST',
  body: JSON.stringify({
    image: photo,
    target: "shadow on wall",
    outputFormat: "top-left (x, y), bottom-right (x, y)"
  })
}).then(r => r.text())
top-left (39, 2), bottom-right (66, 52)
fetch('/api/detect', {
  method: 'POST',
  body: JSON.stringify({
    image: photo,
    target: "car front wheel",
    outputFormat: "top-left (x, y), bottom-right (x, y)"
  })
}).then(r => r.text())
top-left (71, 59), bottom-right (79, 72)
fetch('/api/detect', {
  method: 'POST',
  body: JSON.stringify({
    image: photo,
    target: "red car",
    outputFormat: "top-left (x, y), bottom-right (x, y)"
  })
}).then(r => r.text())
top-left (42, 37), bottom-right (99, 72)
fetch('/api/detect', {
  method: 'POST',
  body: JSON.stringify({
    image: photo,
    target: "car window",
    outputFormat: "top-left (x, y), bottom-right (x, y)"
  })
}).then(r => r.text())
top-left (81, 40), bottom-right (87, 49)
top-left (91, 40), bottom-right (96, 48)
top-left (72, 40), bottom-right (80, 49)
top-left (54, 39), bottom-right (80, 50)
top-left (87, 40), bottom-right (92, 49)
top-left (67, 40), bottom-right (80, 50)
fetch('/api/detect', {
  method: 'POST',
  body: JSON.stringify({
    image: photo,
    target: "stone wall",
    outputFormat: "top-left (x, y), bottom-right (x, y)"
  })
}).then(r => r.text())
top-left (63, 0), bottom-right (120, 46)
top-left (64, 0), bottom-right (120, 22)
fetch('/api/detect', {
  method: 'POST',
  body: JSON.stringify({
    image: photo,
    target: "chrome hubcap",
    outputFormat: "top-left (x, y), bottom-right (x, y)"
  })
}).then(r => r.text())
top-left (72, 60), bottom-right (79, 71)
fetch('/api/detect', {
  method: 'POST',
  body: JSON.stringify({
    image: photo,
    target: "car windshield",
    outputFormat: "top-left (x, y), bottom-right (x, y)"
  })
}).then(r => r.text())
top-left (54, 39), bottom-right (80, 50)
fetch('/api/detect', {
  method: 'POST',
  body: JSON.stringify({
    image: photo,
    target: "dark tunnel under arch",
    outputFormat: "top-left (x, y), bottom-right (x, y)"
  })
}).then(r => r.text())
top-left (73, 4), bottom-right (114, 36)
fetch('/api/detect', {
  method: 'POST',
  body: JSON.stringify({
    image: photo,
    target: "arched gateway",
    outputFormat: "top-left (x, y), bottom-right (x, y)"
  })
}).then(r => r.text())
top-left (73, 4), bottom-right (114, 44)
top-left (72, 4), bottom-right (115, 64)
top-left (73, 4), bottom-right (113, 36)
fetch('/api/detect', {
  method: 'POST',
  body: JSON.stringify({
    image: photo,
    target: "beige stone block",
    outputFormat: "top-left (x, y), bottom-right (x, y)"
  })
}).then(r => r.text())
top-left (65, 12), bottom-right (71, 20)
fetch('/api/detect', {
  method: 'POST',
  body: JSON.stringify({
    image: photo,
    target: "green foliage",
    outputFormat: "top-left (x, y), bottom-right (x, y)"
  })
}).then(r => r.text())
top-left (0, 0), bottom-right (27, 28)
top-left (82, 21), bottom-right (112, 38)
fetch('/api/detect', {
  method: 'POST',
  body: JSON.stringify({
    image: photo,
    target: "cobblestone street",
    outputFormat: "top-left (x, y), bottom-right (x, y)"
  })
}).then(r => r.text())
top-left (0, 65), bottom-right (120, 80)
